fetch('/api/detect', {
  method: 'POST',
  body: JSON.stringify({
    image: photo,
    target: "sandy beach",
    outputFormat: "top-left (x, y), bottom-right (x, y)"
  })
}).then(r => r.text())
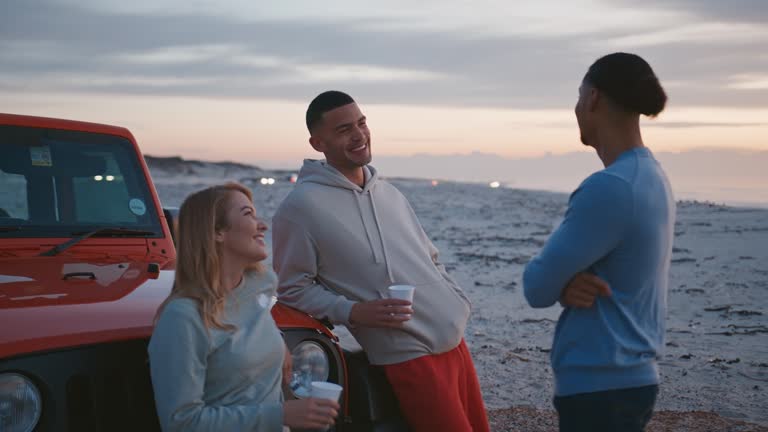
top-left (150, 157), bottom-right (768, 431)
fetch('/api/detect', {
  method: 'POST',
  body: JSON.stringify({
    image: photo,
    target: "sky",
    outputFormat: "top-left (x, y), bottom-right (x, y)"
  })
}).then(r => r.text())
top-left (1, 0), bottom-right (767, 170)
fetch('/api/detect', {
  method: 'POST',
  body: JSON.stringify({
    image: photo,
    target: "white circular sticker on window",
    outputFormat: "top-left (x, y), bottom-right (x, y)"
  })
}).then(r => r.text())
top-left (129, 198), bottom-right (147, 216)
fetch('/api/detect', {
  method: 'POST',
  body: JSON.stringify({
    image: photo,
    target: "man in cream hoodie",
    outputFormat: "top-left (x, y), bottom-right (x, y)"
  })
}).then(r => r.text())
top-left (272, 91), bottom-right (490, 432)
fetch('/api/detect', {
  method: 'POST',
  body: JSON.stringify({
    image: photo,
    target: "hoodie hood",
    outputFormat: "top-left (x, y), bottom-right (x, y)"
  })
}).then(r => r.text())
top-left (297, 159), bottom-right (378, 193)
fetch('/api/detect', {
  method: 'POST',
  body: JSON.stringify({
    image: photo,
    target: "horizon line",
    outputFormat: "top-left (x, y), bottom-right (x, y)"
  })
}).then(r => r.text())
top-left (145, 145), bottom-right (768, 170)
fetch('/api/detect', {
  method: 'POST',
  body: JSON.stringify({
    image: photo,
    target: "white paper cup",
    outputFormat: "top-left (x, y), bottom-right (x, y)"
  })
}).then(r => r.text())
top-left (387, 284), bottom-right (415, 302)
top-left (310, 381), bottom-right (343, 401)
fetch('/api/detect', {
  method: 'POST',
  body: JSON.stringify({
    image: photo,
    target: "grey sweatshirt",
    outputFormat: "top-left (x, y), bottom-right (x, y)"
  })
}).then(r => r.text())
top-left (273, 160), bottom-right (471, 365)
top-left (148, 270), bottom-right (285, 432)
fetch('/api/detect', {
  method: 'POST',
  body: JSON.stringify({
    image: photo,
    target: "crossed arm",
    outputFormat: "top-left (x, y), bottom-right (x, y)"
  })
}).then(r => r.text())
top-left (523, 174), bottom-right (631, 308)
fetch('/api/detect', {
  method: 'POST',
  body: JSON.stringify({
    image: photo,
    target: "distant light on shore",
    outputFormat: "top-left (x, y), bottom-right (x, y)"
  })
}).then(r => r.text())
top-left (489, 181), bottom-right (501, 188)
top-left (431, 180), bottom-right (439, 187)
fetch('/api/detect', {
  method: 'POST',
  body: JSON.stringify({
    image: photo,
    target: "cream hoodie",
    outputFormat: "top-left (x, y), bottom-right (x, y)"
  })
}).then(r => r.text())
top-left (273, 160), bottom-right (471, 365)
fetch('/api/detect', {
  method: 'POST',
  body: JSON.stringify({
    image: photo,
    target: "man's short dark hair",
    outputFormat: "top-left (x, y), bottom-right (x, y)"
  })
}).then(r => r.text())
top-left (306, 91), bottom-right (355, 132)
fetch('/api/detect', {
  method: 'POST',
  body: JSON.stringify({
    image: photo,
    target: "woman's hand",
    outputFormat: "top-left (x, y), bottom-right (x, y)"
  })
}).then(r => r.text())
top-left (283, 398), bottom-right (340, 429)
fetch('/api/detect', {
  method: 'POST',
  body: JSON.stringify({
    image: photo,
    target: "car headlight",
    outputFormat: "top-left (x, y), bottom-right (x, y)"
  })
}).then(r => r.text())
top-left (289, 341), bottom-right (330, 398)
top-left (0, 373), bottom-right (42, 432)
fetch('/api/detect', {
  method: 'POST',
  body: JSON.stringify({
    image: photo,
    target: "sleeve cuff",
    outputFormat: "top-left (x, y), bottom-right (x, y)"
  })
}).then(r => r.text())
top-left (261, 402), bottom-right (284, 432)
top-left (331, 298), bottom-right (357, 327)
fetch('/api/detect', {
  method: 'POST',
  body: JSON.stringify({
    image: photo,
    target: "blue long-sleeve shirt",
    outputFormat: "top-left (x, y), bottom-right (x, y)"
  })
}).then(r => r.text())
top-left (523, 147), bottom-right (675, 396)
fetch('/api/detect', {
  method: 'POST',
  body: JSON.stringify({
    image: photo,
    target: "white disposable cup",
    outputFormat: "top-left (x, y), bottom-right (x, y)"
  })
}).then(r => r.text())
top-left (310, 381), bottom-right (343, 401)
top-left (387, 284), bottom-right (415, 303)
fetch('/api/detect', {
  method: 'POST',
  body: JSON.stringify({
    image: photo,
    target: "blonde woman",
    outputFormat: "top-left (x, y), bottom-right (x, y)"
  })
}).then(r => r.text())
top-left (148, 183), bottom-right (339, 431)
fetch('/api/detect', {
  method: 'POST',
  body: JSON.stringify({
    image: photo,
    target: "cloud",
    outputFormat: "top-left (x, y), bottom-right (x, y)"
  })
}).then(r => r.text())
top-left (728, 74), bottom-right (768, 90)
top-left (0, 0), bottom-right (584, 107)
top-left (45, 0), bottom-right (682, 38)
top-left (601, 22), bottom-right (768, 48)
top-left (1, 0), bottom-right (767, 110)
top-left (607, 0), bottom-right (768, 24)
top-left (111, 45), bottom-right (244, 65)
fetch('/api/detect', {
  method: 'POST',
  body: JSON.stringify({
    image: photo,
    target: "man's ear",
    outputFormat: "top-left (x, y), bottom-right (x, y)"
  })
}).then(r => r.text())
top-left (587, 88), bottom-right (600, 113)
top-left (309, 135), bottom-right (325, 152)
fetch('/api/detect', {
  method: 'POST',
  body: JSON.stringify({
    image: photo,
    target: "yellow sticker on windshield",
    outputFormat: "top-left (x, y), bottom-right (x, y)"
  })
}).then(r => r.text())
top-left (30, 146), bottom-right (53, 167)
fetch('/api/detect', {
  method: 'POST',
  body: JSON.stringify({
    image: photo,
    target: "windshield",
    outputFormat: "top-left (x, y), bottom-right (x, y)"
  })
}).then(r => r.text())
top-left (0, 125), bottom-right (162, 238)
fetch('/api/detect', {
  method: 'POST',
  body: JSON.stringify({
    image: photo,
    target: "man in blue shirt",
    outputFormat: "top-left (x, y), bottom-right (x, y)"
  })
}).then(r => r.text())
top-left (523, 53), bottom-right (675, 432)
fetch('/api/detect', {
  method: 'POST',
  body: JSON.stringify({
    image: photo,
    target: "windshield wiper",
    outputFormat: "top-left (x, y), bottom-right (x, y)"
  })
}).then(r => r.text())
top-left (0, 226), bottom-right (22, 232)
top-left (39, 228), bottom-right (158, 257)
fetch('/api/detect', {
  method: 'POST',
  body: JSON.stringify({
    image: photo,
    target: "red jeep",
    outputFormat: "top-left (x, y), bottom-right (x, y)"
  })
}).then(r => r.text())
top-left (0, 113), bottom-right (405, 432)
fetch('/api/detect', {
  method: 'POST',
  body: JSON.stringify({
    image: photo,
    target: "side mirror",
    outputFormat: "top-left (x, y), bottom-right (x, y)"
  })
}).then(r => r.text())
top-left (162, 207), bottom-right (179, 246)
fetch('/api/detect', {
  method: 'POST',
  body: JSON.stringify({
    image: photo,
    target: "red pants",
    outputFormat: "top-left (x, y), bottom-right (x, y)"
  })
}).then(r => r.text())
top-left (382, 340), bottom-right (490, 432)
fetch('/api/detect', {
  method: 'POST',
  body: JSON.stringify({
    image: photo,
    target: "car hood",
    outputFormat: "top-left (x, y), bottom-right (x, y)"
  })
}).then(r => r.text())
top-left (0, 256), bottom-right (174, 358)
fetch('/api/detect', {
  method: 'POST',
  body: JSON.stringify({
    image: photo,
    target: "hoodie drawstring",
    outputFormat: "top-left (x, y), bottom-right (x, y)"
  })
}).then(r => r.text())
top-left (369, 191), bottom-right (395, 284)
top-left (355, 192), bottom-right (383, 264)
top-left (300, 160), bottom-right (394, 284)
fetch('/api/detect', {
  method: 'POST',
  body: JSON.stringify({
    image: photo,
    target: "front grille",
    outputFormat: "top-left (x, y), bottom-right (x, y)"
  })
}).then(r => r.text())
top-left (1, 339), bottom-right (161, 431)
top-left (66, 374), bottom-right (94, 430)
top-left (65, 365), bottom-right (159, 432)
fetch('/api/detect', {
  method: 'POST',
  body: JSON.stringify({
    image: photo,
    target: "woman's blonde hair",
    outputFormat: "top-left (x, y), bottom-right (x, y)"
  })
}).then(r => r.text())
top-left (157, 182), bottom-right (263, 330)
